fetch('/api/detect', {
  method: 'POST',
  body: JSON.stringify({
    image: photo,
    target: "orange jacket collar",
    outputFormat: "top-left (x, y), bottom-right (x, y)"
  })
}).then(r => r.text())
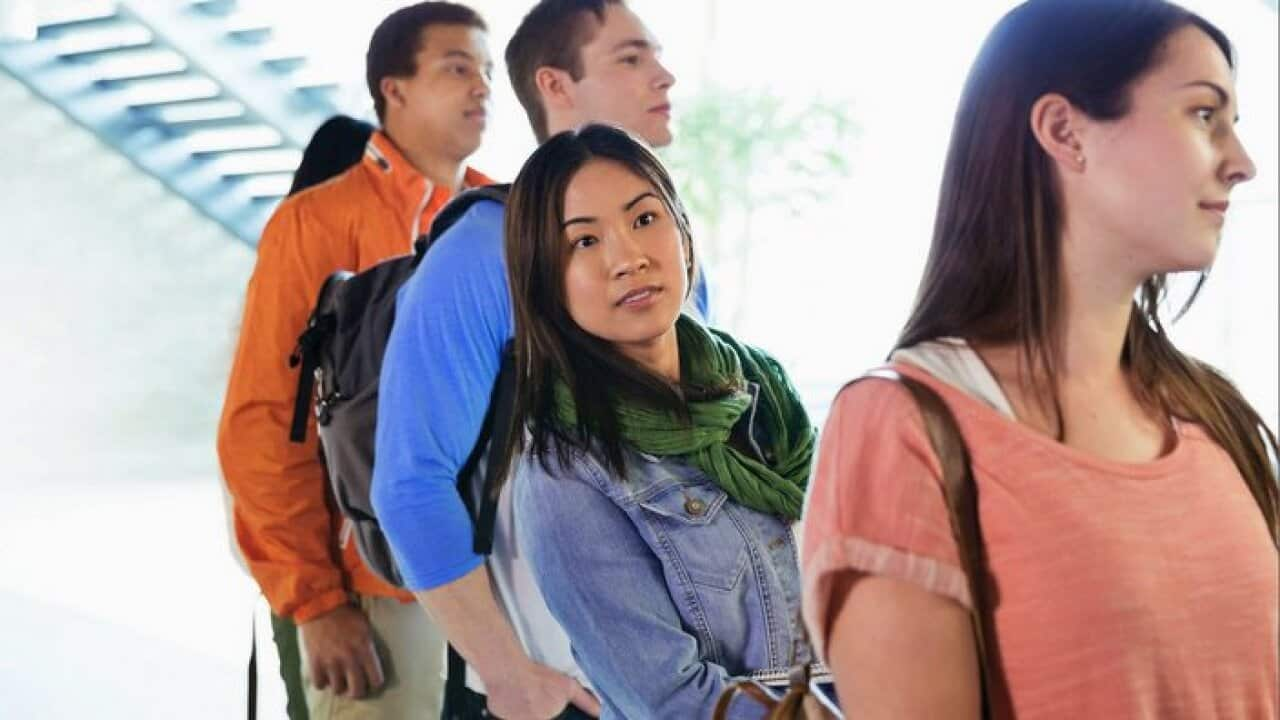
top-left (363, 130), bottom-right (489, 205)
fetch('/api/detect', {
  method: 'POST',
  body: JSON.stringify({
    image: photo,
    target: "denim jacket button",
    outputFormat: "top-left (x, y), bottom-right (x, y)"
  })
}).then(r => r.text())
top-left (684, 497), bottom-right (707, 516)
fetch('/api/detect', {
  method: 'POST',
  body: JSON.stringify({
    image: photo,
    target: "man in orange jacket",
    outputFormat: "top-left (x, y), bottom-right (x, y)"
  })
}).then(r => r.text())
top-left (216, 3), bottom-right (494, 717)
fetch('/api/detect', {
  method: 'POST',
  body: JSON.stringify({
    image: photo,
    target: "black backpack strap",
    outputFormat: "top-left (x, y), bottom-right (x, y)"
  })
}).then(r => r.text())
top-left (443, 644), bottom-right (470, 718)
top-left (414, 184), bottom-right (511, 259)
top-left (455, 343), bottom-right (517, 556)
top-left (441, 346), bottom-right (517, 715)
top-left (288, 272), bottom-right (346, 443)
top-left (288, 343), bottom-right (319, 443)
top-left (247, 607), bottom-right (258, 720)
top-left (475, 346), bottom-right (517, 555)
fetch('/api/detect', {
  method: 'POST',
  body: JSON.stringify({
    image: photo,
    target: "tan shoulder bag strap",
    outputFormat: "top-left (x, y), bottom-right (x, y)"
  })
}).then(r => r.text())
top-left (859, 368), bottom-right (1001, 719)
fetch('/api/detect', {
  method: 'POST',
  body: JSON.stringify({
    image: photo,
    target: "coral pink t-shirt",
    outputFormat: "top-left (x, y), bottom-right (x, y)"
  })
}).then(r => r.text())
top-left (801, 363), bottom-right (1278, 719)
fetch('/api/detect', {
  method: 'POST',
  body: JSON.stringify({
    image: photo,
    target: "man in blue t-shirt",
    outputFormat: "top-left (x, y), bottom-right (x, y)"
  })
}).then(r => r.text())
top-left (372, 2), bottom-right (708, 718)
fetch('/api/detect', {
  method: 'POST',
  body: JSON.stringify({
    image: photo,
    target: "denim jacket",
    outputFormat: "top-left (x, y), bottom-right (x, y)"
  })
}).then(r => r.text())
top-left (512, 398), bottom-right (805, 719)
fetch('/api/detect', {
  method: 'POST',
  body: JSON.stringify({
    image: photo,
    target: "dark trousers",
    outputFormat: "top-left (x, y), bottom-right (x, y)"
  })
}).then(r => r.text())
top-left (269, 613), bottom-right (310, 720)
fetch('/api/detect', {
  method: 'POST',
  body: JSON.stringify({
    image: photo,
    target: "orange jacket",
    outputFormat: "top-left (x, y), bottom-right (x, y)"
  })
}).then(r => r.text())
top-left (217, 130), bottom-right (493, 622)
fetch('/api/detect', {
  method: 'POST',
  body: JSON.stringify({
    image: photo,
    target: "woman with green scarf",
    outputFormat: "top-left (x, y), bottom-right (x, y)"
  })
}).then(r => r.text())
top-left (497, 124), bottom-right (817, 719)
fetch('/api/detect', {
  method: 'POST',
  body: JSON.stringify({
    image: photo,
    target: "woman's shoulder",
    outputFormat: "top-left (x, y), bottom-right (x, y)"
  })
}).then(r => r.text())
top-left (513, 436), bottom-right (617, 531)
top-left (815, 381), bottom-right (934, 476)
top-left (828, 367), bottom-right (936, 431)
top-left (520, 431), bottom-right (713, 508)
top-left (518, 432), bottom-right (608, 487)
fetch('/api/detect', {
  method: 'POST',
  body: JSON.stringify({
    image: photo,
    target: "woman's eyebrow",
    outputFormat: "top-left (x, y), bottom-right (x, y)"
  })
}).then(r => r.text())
top-left (561, 215), bottom-right (595, 229)
top-left (1181, 80), bottom-right (1239, 122)
top-left (1182, 79), bottom-right (1226, 100)
top-left (562, 192), bottom-right (657, 228)
top-left (624, 192), bottom-right (657, 211)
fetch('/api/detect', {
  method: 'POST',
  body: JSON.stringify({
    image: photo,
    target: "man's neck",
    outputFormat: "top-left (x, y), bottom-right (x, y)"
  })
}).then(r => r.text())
top-left (545, 115), bottom-right (574, 141)
top-left (383, 125), bottom-right (465, 192)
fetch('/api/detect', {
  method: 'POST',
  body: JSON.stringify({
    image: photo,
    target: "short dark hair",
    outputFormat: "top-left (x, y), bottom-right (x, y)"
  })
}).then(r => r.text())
top-left (366, 2), bottom-right (487, 123)
top-left (505, 0), bottom-right (622, 142)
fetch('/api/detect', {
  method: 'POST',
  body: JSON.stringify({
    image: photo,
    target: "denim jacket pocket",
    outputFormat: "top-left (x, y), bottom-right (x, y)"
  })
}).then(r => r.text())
top-left (638, 483), bottom-right (749, 592)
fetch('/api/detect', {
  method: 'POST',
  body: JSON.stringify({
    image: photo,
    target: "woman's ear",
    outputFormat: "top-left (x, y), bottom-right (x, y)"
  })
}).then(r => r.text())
top-left (1029, 92), bottom-right (1088, 173)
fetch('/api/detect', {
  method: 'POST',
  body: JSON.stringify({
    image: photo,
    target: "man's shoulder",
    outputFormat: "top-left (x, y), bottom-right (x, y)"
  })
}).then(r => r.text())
top-left (396, 196), bottom-right (510, 316)
top-left (260, 166), bottom-right (396, 262)
top-left (420, 196), bottom-right (507, 267)
top-left (436, 194), bottom-right (506, 242)
top-left (264, 165), bottom-right (367, 233)
top-left (284, 164), bottom-right (371, 213)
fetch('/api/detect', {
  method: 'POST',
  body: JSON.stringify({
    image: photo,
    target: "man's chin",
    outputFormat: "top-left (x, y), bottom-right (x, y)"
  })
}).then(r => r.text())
top-left (640, 124), bottom-right (673, 149)
top-left (452, 132), bottom-right (484, 161)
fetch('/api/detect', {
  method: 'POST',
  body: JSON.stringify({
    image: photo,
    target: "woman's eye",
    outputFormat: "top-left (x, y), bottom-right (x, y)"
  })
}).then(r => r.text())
top-left (634, 211), bottom-right (657, 228)
top-left (1195, 107), bottom-right (1216, 124)
top-left (619, 55), bottom-right (640, 66)
top-left (573, 235), bottom-right (599, 249)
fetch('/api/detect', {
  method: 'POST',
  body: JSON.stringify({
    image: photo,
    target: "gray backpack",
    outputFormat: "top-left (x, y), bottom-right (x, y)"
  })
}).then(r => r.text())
top-left (288, 184), bottom-right (513, 587)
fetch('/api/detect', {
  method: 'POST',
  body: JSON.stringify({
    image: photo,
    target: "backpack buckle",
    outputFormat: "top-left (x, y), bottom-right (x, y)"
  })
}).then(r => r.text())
top-left (315, 391), bottom-right (343, 426)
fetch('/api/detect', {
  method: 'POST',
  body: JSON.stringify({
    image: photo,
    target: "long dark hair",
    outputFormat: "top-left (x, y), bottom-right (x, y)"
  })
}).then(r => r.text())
top-left (288, 115), bottom-right (374, 195)
top-left (501, 124), bottom-right (703, 479)
top-left (898, 0), bottom-right (1278, 541)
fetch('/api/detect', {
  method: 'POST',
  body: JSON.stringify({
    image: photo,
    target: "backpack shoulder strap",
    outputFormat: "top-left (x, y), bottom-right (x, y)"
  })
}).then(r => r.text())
top-left (443, 344), bottom-right (517, 714)
top-left (287, 270), bottom-right (351, 443)
top-left (421, 185), bottom-right (512, 714)
top-left (455, 342), bottom-right (516, 556)
top-left (852, 367), bottom-right (1000, 719)
top-left (414, 183), bottom-right (511, 259)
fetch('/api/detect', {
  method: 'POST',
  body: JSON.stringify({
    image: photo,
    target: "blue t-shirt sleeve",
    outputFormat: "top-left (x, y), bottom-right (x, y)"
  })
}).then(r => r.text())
top-left (372, 201), bottom-right (512, 590)
top-left (691, 262), bottom-right (712, 324)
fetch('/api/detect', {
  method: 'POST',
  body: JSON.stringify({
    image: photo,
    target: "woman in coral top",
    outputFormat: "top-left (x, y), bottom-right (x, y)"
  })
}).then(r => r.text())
top-left (800, 1), bottom-right (1280, 718)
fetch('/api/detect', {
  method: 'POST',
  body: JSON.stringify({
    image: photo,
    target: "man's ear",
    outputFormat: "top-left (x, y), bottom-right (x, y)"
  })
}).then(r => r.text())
top-left (1029, 92), bottom-right (1089, 173)
top-left (535, 66), bottom-right (576, 113)
top-left (380, 76), bottom-right (405, 115)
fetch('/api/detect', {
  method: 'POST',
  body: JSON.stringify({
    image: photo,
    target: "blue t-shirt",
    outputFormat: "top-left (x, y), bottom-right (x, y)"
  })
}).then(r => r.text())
top-left (372, 199), bottom-right (710, 589)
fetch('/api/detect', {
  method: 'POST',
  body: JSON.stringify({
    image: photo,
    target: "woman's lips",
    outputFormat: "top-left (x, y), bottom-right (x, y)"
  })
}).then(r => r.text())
top-left (1199, 200), bottom-right (1228, 225)
top-left (616, 285), bottom-right (663, 307)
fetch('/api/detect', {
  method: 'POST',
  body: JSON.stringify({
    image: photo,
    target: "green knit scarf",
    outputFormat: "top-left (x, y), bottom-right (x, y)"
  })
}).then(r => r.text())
top-left (554, 315), bottom-right (815, 521)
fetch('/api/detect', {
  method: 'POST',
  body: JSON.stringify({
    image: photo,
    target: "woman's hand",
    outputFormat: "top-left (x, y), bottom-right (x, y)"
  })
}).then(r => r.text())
top-left (484, 657), bottom-right (601, 719)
